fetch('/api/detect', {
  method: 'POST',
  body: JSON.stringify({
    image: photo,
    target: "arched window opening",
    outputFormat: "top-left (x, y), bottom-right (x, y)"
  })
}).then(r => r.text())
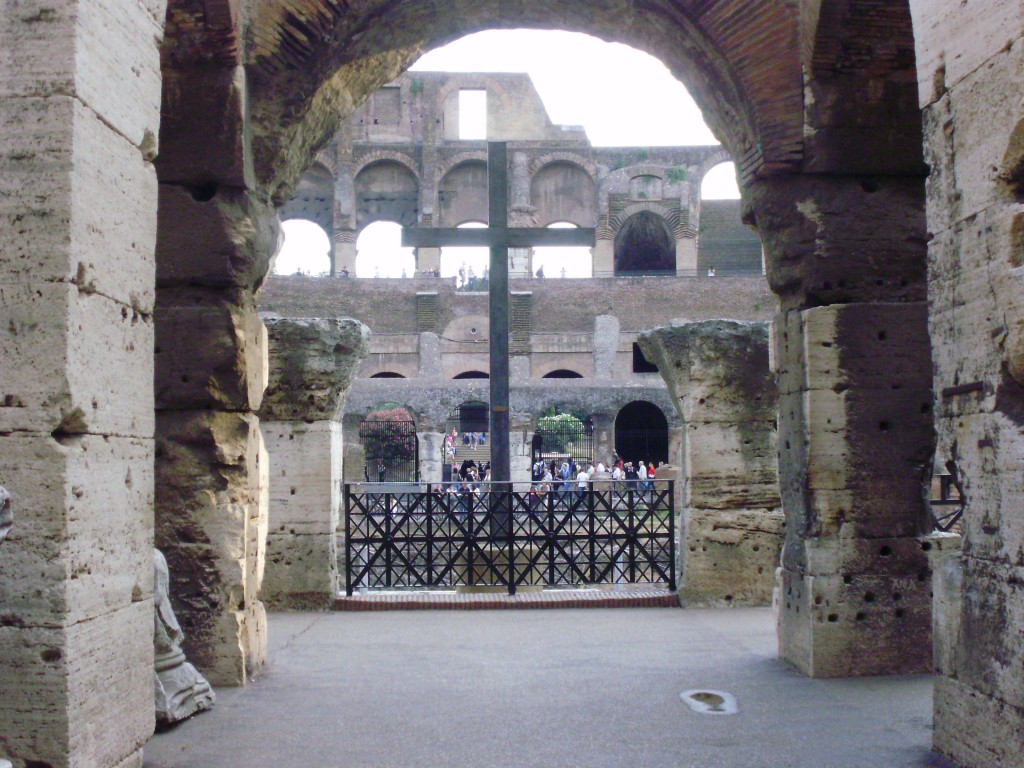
top-left (542, 369), bottom-right (584, 379)
top-left (613, 211), bottom-right (675, 275)
top-left (359, 404), bottom-right (419, 483)
top-left (453, 371), bottom-right (489, 379)
top-left (440, 222), bottom-right (489, 290)
top-left (533, 222), bottom-right (592, 278)
top-left (370, 372), bottom-right (406, 379)
top-left (355, 221), bottom-right (415, 278)
top-left (274, 219), bottom-right (331, 276)
top-left (614, 401), bottom-right (669, 467)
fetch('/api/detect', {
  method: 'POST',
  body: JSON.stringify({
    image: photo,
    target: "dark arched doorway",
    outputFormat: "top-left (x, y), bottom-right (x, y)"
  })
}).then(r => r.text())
top-left (614, 401), bottom-right (668, 466)
top-left (613, 211), bottom-right (675, 275)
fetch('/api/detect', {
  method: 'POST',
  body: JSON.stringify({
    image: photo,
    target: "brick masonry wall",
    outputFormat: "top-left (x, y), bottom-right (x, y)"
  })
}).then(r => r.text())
top-left (259, 275), bottom-right (775, 334)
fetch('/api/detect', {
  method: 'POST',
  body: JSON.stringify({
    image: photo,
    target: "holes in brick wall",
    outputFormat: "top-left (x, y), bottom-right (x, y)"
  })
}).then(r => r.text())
top-left (864, 591), bottom-right (876, 603)
top-left (827, 613), bottom-right (839, 623)
top-left (877, 330), bottom-right (887, 341)
top-left (879, 420), bottom-right (891, 431)
top-left (843, 574), bottom-right (853, 585)
top-left (895, 608), bottom-right (905, 618)
top-left (879, 545), bottom-right (893, 556)
top-left (855, 611), bottom-right (866, 622)
top-left (290, 487), bottom-right (297, 496)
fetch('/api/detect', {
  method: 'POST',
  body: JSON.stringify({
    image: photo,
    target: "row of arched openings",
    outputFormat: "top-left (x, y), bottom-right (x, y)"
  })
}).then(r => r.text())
top-left (356, 399), bottom-right (669, 482)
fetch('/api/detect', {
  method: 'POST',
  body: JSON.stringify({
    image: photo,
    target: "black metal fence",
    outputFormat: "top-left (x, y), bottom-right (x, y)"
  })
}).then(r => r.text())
top-left (344, 481), bottom-right (675, 595)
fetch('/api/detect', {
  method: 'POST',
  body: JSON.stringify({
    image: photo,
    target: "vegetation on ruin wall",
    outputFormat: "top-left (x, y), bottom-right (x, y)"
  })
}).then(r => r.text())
top-left (360, 405), bottom-right (417, 463)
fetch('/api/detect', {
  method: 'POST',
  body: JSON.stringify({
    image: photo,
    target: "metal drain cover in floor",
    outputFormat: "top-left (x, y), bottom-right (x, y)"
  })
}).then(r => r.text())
top-left (680, 689), bottom-right (739, 715)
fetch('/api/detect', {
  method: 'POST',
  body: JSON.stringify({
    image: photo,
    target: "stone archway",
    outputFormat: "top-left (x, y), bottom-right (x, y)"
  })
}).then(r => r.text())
top-left (613, 210), bottom-right (677, 274)
top-left (614, 401), bottom-right (670, 466)
top-left (13, 1), bottom-right (1002, 765)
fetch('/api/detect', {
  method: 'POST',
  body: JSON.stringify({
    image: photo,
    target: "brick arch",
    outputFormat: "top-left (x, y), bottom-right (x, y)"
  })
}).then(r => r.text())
top-left (353, 151), bottom-right (421, 183)
top-left (694, 149), bottom-right (734, 191)
top-left (530, 160), bottom-right (598, 228)
top-left (529, 153), bottom-right (598, 181)
top-left (244, 0), bottom-right (803, 196)
top-left (437, 152), bottom-right (489, 183)
top-left (609, 202), bottom-right (686, 241)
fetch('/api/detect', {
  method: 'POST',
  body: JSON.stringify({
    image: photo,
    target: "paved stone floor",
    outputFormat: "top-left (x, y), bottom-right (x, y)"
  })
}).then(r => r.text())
top-left (143, 608), bottom-right (947, 768)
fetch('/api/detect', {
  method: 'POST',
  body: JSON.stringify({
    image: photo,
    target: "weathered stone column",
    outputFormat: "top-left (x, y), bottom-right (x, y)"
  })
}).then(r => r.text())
top-left (640, 321), bottom-right (783, 606)
top-left (748, 174), bottom-right (934, 677)
top-left (910, 3), bottom-right (1024, 764)
top-left (258, 319), bottom-right (369, 609)
top-left (418, 432), bottom-right (444, 484)
top-left (155, 56), bottom-right (276, 683)
top-left (0, 1), bottom-right (165, 765)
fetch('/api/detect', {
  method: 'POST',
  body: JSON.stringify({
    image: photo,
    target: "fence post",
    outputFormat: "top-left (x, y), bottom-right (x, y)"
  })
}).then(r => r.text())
top-left (344, 484), bottom-right (353, 596)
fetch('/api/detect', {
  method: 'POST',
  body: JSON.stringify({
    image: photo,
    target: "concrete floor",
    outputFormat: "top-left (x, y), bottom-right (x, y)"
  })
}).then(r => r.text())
top-left (143, 607), bottom-right (947, 768)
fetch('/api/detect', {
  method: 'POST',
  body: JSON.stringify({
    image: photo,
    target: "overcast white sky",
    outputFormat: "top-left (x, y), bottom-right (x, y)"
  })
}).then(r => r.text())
top-left (276, 30), bottom-right (740, 277)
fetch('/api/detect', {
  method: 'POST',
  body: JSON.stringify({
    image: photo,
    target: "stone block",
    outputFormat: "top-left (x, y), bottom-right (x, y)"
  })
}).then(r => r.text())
top-left (157, 64), bottom-right (253, 188)
top-left (155, 410), bottom-right (265, 684)
top-left (685, 422), bottom-right (779, 509)
top-left (157, 183), bottom-right (279, 289)
top-left (922, 40), bottom-right (1024, 229)
top-left (259, 317), bottom-right (371, 421)
top-left (680, 507), bottom-right (784, 606)
top-left (154, 286), bottom-right (267, 411)
top-left (940, 411), bottom-right (1024, 565)
top-left (0, 601), bottom-right (153, 768)
top-left (0, 433), bottom-right (153, 627)
top-left (0, 96), bottom-right (157, 308)
top-left (910, 0), bottom-right (1023, 108)
top-left (933, 676), bottom-right (1024, 768)
top-left (952, 559), bottom-right (1024, 711)
top-left (0, 282), bottom-right (153, 438)
top-left (0, 0), bottom-right (163, 145)
top-left (778, 565), bottom-right (932, 678)
top-left (263, 532), bottom-right (338, 610)
top-left (929, 533), bottom-right (963, 679)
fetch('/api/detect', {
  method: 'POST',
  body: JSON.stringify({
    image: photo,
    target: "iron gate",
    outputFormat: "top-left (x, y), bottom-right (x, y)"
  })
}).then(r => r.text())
top-left (344, 481), bottom-right (675, 594)
top-left (532, 419), bottom-right (595, 470)
top-left (359, 417), bottom-right (419, 483)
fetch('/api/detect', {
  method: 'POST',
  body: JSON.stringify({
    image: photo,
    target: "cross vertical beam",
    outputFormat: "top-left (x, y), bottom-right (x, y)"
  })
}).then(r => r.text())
top-left (488, 142), bottom-right (511, 484)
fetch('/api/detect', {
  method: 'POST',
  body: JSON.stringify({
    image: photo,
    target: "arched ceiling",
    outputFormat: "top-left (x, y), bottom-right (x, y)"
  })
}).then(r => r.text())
top-left (238, 0), bottom-right (802, 193)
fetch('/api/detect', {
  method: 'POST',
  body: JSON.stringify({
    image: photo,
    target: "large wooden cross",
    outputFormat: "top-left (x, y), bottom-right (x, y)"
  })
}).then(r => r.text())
top-left (403, 142), bottom-right (595, 483)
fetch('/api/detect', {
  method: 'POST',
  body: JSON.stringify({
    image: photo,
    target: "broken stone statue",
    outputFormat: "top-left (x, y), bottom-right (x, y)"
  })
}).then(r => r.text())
top-left (154, 548), bottom-right (216, 725)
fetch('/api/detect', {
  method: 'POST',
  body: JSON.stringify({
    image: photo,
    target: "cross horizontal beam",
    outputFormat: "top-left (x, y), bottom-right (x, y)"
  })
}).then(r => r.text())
top-left (402, 227), bottom-right (596, 249)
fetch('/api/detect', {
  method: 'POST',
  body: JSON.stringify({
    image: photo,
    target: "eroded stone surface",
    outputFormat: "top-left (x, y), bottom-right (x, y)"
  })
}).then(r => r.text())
top-left (640, 321), bottom-right (783, 606)
top-left (259, 318), bottom-right (369, 608)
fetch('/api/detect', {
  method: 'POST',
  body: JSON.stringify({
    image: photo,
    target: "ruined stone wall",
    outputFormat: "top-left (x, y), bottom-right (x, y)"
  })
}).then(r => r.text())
top-left (911, 2), bottom-right (1024, 765)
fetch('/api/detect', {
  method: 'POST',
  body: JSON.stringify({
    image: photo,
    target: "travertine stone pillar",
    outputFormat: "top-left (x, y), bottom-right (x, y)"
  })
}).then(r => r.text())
top-left (746, 169), bottom-right (933, 677)
top-left (333, 231), bottom-right (357, 275)
top-left (418, 432), bottom-right (444, 484)
top-left (0, 1), bottom-right (166, 765)
top-left (773, 303), bottom-right (934, 677)
top-left (155, 59), bottom-right (277, 685)
top-left (910, 4), bottom-right (1024, 764)
top-left (639, 321), bottom-right (783, 606)
top-left (258, 319), bottom-right (370, 609)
